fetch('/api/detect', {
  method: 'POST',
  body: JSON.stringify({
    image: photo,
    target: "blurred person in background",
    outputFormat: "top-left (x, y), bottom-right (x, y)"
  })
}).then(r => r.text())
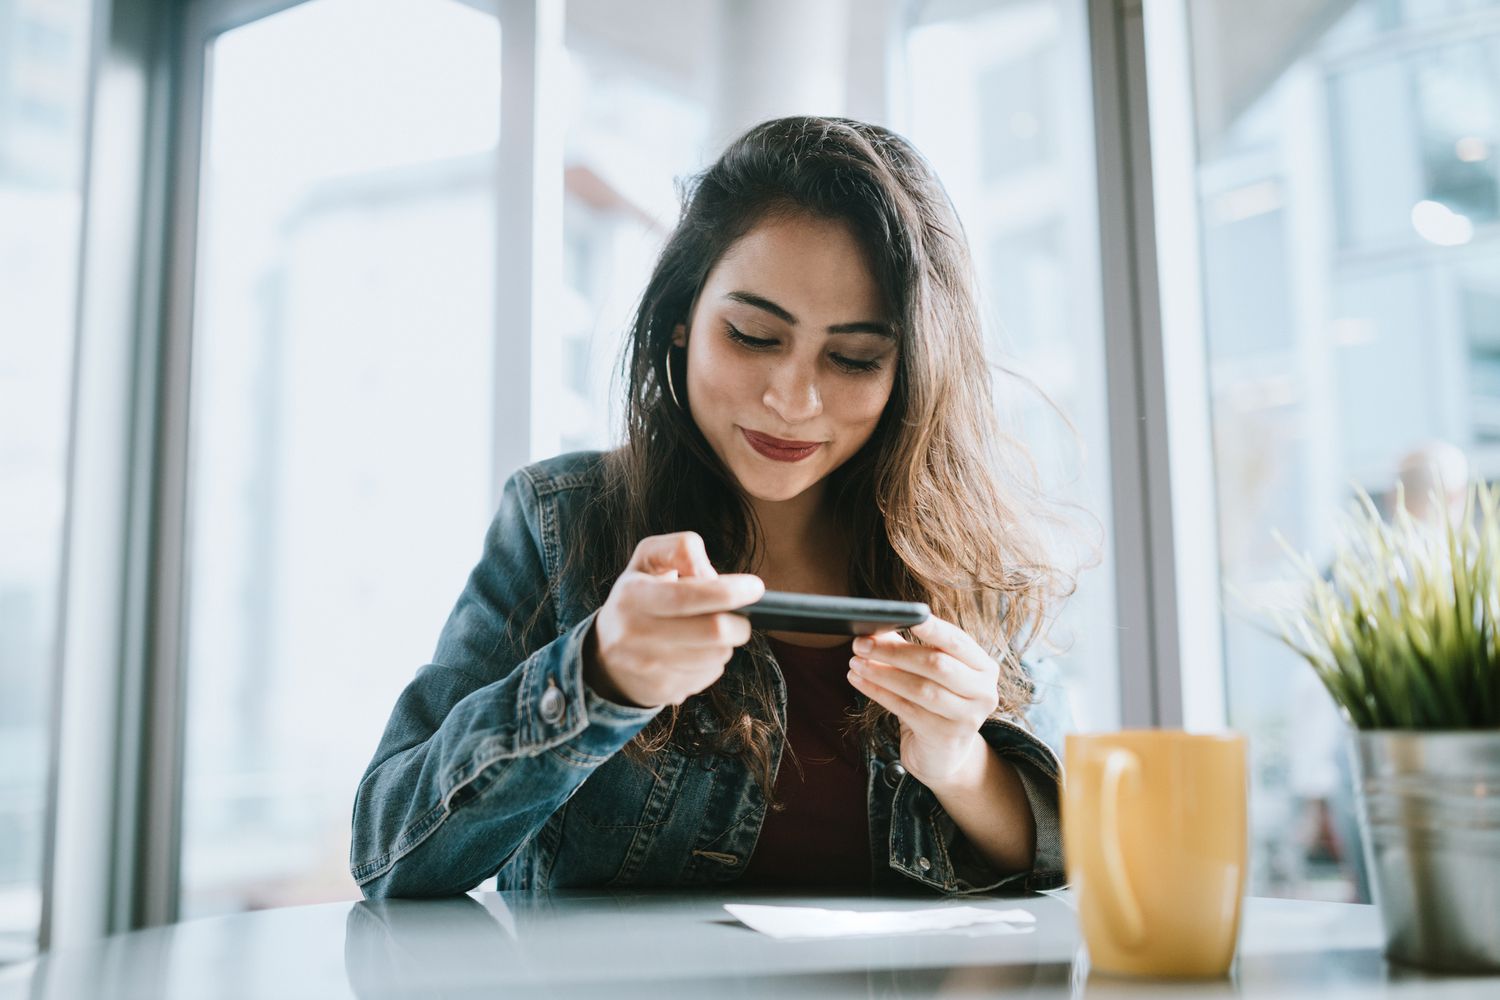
top-left (1394, 440), bottom-right (1470, 527)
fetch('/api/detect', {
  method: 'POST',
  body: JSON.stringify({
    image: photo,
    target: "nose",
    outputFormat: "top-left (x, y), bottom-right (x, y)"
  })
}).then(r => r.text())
top-left (762, 358), bottom-right (822, 424)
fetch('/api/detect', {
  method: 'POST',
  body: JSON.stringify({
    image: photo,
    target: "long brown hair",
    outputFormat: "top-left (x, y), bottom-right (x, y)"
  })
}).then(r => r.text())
top-left (526, 116), bottom-right (1079, 792)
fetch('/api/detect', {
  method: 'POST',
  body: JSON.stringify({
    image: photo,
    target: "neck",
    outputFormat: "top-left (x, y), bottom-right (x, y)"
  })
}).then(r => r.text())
top-left (746, 479), bottom-right (847, 590)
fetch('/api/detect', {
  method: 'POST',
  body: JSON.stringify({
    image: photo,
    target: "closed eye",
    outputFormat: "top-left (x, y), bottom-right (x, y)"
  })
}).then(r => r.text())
top-left (726, 326), bottom-right (776, 350)
top-left (725, 324), bottom-right (884, 375)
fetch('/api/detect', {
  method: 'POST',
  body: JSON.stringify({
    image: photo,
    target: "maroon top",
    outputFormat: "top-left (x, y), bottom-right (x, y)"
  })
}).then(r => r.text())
top-left (738, 634), bottom-right (872, 887)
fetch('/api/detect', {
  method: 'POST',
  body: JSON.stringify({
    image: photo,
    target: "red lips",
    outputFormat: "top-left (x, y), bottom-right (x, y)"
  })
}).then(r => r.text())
top-left (741, 427), bottom-right (824, 462)
top-left (745, 429), bottom-right (821, 449)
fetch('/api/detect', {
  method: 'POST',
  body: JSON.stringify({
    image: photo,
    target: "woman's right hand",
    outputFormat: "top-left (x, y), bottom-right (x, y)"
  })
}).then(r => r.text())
top-left (583, 531), bottom-right (765, 709)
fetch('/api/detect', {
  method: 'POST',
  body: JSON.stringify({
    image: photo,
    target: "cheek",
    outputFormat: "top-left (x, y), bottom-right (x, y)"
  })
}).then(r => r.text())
top-left (690, 342), bottom-right (755, 396)
top-left (832, 377), bottom-right (895, 425)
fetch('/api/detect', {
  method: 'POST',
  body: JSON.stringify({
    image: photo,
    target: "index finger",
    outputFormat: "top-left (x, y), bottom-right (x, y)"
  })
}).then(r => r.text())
top-left (905, 614), bottom-right (992, 672)
top-left (629, 531), bottom-right (718, 579)
top-left (632, 572), bottom-right (765, 618)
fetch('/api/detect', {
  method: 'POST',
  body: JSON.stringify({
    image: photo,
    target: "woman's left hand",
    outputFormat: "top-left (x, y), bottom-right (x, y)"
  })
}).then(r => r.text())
top-left (847, 614), bottom-right (1000, 790)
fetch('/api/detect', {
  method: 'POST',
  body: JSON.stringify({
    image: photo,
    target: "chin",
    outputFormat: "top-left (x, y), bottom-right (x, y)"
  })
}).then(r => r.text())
top-left (743, 482), bottom-right (811, 503)
top-left (731, 464), bottom-right (822, 502)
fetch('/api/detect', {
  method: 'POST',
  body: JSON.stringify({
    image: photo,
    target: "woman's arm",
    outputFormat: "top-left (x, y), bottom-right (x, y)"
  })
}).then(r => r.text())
top-left (921, 736), bottom-right (1036, 875)
top-left (849, 619), bottom-right (1064, 892)
top-left (349, 468), bottom-right (658, 898)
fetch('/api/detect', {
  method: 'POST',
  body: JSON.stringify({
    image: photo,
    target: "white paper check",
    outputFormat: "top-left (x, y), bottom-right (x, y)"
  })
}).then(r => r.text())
top-left (723, 903), bottom-right (1037, 940)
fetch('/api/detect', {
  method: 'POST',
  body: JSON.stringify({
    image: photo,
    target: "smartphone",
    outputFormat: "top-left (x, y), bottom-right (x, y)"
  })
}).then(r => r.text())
top-left (732, 590), bottom-right (930, 636)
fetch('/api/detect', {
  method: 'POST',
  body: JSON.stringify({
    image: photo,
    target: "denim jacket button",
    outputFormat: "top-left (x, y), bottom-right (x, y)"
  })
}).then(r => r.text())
top-left (884, 761), bottom-right (907, 788)
top-left (918, 856), bottom-right (932, 872)
top-left (539, 685), bottom-right (566, 725)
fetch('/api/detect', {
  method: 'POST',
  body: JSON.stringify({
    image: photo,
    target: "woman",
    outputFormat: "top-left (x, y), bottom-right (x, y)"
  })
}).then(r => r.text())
top-left (351, 116), bottom-right (1074, 898)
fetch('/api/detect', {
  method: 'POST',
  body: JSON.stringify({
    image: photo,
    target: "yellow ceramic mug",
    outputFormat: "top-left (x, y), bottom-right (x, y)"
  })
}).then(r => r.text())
top-left (1063, 730), bottom-right (1248, 978)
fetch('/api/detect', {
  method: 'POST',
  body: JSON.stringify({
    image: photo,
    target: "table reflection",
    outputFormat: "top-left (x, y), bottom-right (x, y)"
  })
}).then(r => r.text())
top-left (8, 892), bottom-right (1478, 1000)
top-left (1071, 966), bottom-right (1240, 1000)
top-left (344, 895), bottom-right (520, 997)
top-left (340, 891), bottom-right (1074, 999)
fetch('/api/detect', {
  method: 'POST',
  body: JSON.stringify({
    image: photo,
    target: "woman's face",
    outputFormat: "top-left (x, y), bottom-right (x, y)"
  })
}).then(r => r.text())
top-left (672, 213), bottom-right (899, 505)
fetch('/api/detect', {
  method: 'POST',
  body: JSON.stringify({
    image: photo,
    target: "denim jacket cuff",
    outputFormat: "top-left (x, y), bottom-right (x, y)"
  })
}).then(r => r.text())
top-left (514, 608), bottom-right (660, 762)
top-left (1006, 754), bottom-right (1065, 881)
top-left (887, 715), bottom-right (1066, 895)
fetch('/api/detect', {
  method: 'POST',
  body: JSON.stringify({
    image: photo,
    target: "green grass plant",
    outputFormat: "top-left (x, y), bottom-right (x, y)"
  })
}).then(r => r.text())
top-left (1270, 482), bottom-right (1500, 729)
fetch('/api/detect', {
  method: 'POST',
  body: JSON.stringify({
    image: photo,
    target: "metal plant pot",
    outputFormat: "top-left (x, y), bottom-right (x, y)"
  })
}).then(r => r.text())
top-left (1353, 730), bottom-right (1500, 973)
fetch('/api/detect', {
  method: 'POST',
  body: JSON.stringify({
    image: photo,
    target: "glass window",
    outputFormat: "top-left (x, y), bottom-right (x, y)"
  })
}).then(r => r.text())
top-left (1187, 0), bottom-right (1500, 901)
top-left (179, 0), bottom-right (501, 918)
top-left (556, 13), bottom-right (711, 452)
top-left (0, 0), bottom-right (93, 963)
top-left (905, 0), bottom-right (1120, 733)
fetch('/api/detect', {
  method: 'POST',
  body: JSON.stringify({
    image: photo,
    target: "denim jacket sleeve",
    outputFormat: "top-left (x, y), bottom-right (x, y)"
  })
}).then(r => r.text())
top-left (889, 656), bottom-right (1069, 895)
top-left (349, 467), bottom-right (659, 898)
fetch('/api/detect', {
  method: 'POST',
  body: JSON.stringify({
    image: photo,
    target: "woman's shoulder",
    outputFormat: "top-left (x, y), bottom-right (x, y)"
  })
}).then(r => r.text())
top-left (509, 449), bottom-right (618, 628)
top-left (513, 448), bottom-right (612, 498)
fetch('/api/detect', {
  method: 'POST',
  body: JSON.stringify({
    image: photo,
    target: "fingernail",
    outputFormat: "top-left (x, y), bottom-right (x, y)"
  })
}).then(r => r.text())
top-left (852, 637), bottom-right (872, 653)
top-left (849, 656), bottom-right (865, 670)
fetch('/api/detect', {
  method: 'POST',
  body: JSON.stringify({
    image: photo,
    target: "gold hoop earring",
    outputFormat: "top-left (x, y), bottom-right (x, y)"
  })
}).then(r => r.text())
top-left (665, 345), bottom-right (684, 410)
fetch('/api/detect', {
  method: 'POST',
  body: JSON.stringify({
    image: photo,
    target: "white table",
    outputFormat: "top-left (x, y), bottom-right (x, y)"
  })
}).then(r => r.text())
top-left (5, 890), bottom-right (1497, 998)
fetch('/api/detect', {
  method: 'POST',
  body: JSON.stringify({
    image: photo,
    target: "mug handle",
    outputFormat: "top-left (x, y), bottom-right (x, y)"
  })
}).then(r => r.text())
top-left (1099, 748), bottom-right (1145, 948)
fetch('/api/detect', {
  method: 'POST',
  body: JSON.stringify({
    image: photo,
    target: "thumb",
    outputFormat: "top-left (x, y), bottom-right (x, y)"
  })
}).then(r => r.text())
top-left (631, 531), bottom-right (718, 579)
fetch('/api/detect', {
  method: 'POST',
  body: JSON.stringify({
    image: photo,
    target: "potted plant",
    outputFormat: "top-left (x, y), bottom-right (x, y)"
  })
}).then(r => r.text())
top-left (1268, 481), bottom-right (1500, 973)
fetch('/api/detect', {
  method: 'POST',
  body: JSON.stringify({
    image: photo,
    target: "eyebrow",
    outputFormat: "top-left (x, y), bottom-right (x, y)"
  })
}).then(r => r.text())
top-left (724, 290), bottom-right (895, 338)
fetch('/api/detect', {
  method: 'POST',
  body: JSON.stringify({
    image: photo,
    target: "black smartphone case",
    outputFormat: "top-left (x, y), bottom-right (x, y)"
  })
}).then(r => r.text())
top-left (734, 590), bottom-right (930, 635)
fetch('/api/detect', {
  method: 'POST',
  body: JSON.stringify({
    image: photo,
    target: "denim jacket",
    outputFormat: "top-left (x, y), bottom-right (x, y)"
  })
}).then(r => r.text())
top-left (350, 450), bottom-right (1067, 898)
